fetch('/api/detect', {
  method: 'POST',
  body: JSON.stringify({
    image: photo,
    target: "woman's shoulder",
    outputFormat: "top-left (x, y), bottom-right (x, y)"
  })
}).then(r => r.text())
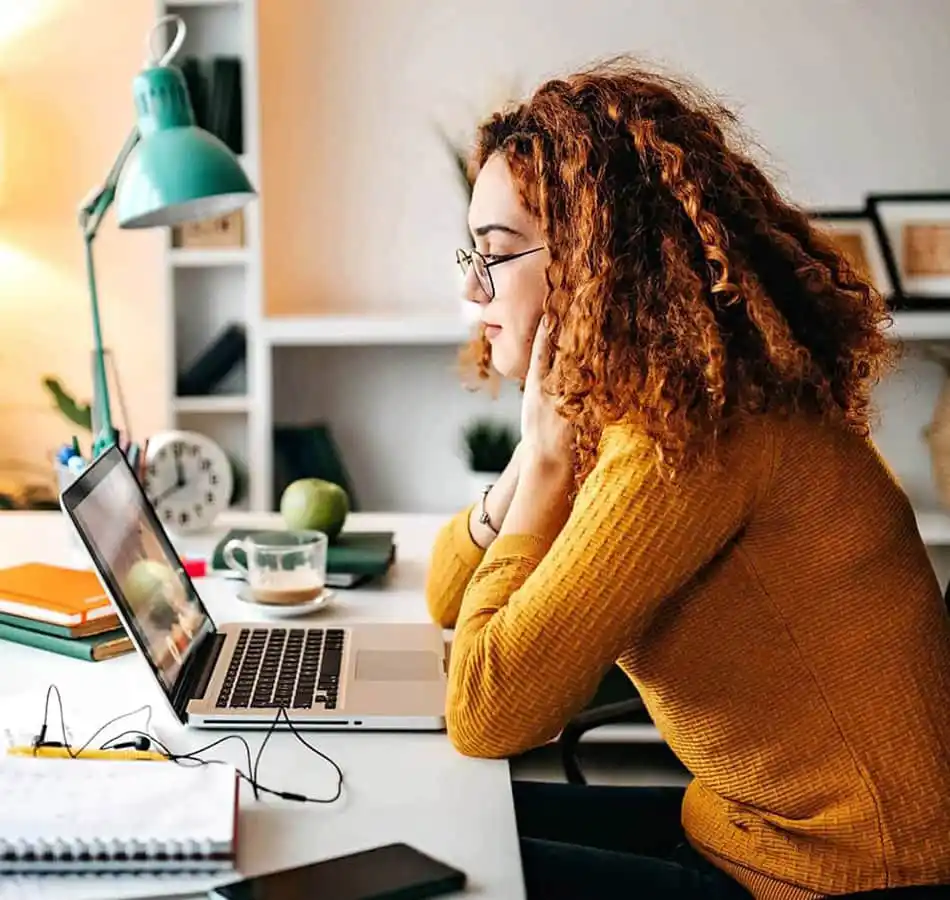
top-left (597, 412), bottom-right (779, 472)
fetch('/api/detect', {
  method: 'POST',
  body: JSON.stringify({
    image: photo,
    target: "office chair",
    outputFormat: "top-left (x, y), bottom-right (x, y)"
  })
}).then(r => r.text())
top-left (557, 579), bottom-right (950, 898)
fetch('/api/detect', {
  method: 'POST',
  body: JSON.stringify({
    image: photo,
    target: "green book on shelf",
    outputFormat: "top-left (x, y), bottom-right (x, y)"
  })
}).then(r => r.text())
top-left (0, 621), bottom-right (133, 662)
top-left (211, 529), bottom-right (396, 587)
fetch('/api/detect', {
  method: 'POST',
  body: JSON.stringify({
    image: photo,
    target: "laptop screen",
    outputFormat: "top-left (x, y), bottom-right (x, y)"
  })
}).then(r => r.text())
top-left (62, 446), bottom-right (215, 704)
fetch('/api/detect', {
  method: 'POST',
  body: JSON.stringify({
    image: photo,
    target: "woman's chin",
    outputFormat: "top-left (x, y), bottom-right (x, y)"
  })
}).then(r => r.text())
top-left (491, 346), bottom-right (529, 381)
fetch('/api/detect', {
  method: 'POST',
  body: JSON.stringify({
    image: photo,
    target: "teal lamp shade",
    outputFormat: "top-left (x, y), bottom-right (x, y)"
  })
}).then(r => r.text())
top-left (116, 65), bottom-right (255, 229)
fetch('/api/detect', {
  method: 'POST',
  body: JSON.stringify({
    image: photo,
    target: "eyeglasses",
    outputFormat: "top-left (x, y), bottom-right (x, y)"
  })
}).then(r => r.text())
top-left (455, 246), bottom-right (545, 300)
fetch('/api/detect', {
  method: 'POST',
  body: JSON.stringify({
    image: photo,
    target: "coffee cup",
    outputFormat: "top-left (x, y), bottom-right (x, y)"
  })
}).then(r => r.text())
top-left (222, 531), bottom-right (328, 607)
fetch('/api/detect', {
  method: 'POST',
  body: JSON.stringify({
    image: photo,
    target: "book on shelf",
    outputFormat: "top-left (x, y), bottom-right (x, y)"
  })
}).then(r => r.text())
top-left (273, 422), bottom-right (360, 511)
top-left (176, 323), bottom-right (247, 397)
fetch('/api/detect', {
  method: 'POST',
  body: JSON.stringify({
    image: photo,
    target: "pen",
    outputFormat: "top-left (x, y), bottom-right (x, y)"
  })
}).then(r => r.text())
top-left (6, 745), bottom-right (168, 762)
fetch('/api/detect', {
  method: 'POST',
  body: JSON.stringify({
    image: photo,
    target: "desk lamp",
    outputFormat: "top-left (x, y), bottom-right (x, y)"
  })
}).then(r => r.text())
top-left (80, 15), bottom-right (255, 458)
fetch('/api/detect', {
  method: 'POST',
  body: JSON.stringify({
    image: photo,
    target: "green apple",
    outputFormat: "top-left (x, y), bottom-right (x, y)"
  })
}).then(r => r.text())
top-left (280, 478), bottom-right (349, 540)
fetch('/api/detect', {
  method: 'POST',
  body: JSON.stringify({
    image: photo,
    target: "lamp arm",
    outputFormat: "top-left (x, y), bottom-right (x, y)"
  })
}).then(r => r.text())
top-left (79, 125), bottom-right (141, 458)
top-left (78, 126), bottom-right (141, 240)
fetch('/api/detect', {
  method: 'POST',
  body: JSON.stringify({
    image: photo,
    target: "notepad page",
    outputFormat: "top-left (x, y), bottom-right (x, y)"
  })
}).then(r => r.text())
top-left (0, 758), bottom-right (237, 867)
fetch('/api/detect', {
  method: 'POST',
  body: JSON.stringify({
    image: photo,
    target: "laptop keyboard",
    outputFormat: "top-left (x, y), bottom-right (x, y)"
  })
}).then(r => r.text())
top-left (214, 627), bottom-right (345, 711)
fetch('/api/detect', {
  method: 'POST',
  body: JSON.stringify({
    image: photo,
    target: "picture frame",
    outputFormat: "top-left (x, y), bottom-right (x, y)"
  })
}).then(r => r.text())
top-left (809, 207), bottom-right (899, 304)
top-left (867, 192), bottom-right (950, 310)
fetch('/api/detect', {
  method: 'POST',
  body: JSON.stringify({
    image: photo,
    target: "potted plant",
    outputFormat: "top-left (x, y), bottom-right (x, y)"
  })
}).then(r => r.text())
top-left (462, 419), bottom-right (518, 494)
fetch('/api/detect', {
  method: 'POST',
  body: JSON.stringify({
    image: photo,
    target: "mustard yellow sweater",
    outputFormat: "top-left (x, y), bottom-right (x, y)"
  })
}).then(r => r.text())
top-left (426, 414), bottom-right (950, 899)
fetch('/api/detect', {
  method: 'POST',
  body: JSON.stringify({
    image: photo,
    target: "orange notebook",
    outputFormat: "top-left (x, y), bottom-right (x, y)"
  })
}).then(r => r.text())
top-left (0, 563), bottom-right (116, 630)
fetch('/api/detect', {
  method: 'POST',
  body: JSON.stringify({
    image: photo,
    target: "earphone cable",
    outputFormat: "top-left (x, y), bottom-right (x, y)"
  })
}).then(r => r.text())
top-left (39, 686), bottom-right (344, 805)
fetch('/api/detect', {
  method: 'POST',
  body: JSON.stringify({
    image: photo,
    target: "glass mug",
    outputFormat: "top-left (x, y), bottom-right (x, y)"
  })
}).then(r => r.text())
top-left (222, 531), bottom-right (328, 607)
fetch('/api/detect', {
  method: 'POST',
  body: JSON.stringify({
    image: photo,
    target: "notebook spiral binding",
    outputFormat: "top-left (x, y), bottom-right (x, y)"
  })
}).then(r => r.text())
top-left (0, 756), bottom-right (238, 875)
top-left (0, 836), bottom-right (226, 874)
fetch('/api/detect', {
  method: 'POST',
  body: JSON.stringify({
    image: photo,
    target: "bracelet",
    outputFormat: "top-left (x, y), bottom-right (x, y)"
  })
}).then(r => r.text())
top-left (478, 484), bottom-right (498, 535)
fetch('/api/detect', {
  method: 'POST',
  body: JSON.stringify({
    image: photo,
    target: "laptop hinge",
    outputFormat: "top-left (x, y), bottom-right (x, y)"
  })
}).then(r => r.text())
top-left (172, 629), bottom-right (225, 721)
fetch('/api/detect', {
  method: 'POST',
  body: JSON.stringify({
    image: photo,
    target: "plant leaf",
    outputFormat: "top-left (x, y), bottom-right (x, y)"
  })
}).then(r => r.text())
top-left (41, 376), bottom-right (92, 431)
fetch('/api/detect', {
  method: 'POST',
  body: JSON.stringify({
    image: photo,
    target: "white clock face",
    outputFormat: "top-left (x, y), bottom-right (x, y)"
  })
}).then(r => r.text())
top-left (143, 432), bottom-right (232, 532)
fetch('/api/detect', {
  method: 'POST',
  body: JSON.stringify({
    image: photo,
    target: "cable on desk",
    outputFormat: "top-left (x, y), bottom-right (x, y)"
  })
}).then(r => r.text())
top-left (37, 683), bottom-right (344, 805)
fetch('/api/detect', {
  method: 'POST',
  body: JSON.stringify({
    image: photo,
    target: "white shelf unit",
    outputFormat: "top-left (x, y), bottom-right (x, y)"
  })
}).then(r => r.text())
top-left (157, 0), bottom-right (265, 511)
top-left (171, 395), bottom-right (249, 414)
top-left (916, 510), bottom-right (950, 546)
top-left (168, 247), bottom-right (250, 268)
top-left (264, 315), bottom-right (473, 347)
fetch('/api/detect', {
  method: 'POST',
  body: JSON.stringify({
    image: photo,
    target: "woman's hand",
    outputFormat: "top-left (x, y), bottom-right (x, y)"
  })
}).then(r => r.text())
top-left (520, 320), bottom-right (574, 472)
top-left (500, 324), bottom-right (575, 543)
top-left (467, 441), bottom-right (523, 550)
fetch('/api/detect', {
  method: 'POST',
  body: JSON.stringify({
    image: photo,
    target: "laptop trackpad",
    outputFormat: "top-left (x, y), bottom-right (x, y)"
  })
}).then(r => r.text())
top-left (355, 650), bottom-right (442, 682)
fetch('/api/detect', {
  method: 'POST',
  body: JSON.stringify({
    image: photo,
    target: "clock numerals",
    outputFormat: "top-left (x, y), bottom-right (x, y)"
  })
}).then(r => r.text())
top-left (146, 431), bottom-right (232, 532)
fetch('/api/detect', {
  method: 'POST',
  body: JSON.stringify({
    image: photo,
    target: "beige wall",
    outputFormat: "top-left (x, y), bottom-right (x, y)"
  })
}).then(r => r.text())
top-left (0, 0), bottom-right (165, 492)
top-left (257, 0), bottom-right (950, 321)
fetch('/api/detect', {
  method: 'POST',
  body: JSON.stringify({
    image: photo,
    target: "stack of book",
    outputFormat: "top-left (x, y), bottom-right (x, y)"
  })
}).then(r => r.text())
top-left (0, 563), bottom-right (133, 662)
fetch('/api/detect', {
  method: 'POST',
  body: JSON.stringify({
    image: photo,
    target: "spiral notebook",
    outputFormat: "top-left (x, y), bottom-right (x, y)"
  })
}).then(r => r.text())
top-left (0, 757), bottom-right (239, 874)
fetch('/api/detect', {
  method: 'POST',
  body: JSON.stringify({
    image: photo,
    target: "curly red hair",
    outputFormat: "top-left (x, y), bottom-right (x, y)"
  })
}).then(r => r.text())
top-left (462, 58), bottom-right (894, 481)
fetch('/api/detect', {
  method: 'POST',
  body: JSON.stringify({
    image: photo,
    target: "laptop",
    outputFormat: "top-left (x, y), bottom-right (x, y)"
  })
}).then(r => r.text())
top-left (60, 445), bottom-right (448, 732)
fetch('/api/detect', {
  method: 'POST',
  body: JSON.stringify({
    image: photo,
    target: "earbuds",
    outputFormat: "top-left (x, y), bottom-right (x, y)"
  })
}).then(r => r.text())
top-left (111, 736), bottom-right (153, 752)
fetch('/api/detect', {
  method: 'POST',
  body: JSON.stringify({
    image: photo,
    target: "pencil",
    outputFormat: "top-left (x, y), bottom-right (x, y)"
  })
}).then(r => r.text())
top-left (139, 437), bottom-right (150, 482)
top-left (6, 746), bottom-right (168, 762)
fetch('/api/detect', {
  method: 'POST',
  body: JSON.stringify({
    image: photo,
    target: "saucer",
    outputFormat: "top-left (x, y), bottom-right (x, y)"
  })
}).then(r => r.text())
top-left (235, 586), bottom-right (336, 618)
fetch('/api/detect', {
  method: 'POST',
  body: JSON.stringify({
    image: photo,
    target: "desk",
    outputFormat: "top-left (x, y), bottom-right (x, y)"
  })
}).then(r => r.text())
top-left (0, 511), bottom-right (525, 899)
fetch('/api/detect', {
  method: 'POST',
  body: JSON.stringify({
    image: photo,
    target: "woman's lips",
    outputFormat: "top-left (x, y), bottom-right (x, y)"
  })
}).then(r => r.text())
top-left (484, 324), bottom-right (502, 340)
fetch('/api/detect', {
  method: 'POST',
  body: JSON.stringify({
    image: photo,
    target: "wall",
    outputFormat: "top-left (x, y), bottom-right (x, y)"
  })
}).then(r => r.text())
top-left (0, 0), bottom-right (165, 499)
top-left (259, 0), bottom-right (950, 316)
top-left (259, 0), bottom-right (950, 514)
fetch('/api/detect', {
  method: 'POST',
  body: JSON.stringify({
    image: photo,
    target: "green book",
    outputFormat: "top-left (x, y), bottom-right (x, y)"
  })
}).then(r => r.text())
top-left (211, 529), bottom-right (396, 587)
top-left (0, 610), bottom-right (117, 640)
top-left (0, 621), bottom-right (133, 662)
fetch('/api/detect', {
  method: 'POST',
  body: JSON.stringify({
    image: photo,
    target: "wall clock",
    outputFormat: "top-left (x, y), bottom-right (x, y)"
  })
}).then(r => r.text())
top-left (142, 430), bottom-right (233, 533)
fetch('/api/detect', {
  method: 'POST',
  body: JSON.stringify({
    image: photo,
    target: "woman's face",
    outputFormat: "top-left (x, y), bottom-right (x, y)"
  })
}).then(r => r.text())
top-left (463, 153), bottom-right (548, 380)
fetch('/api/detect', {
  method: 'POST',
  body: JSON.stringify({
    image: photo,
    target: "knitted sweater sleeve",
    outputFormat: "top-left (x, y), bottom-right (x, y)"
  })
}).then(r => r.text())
top-left (424, 505), bottom-right (487, 629)
top-left (446, 426), bottom-right (769, 758)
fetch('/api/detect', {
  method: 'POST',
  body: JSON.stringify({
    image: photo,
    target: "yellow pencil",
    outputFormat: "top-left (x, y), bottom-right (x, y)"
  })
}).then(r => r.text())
top-left (6, 745), bottom-right (168, 762)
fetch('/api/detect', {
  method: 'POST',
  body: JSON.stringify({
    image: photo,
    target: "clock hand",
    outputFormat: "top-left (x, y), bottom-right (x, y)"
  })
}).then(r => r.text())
top-left (175, 455), bottom-right (185, 487)
top-left (154, 481), bottom-right (183, 504)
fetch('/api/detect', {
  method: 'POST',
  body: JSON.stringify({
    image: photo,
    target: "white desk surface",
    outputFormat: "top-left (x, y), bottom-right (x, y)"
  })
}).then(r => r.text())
top-left (0, 511), bottom-right (525, 900)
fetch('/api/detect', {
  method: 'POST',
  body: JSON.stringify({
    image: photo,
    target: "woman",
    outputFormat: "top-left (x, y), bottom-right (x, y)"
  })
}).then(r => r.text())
top-left (426, 59), bottom-right (950, 899)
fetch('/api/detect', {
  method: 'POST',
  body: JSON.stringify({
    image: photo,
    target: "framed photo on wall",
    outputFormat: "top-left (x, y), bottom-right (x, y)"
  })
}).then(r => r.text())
top-left (810, 208), bottom-right (899, 305)
top-left (868, 192), bottom-right (950, 309)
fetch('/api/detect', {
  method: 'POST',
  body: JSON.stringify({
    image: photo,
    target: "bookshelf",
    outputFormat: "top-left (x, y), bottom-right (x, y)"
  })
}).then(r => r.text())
top-left (156, 0), bottom-right (264, 511)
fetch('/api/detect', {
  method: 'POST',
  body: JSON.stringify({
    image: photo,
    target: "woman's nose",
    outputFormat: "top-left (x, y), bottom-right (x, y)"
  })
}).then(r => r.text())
top-left (460, 266), bottom-right (488, 305)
